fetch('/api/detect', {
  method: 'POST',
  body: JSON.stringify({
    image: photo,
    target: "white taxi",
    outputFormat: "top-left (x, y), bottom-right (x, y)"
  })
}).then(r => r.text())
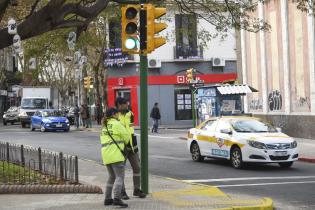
top-left (187, 116), bottom-right (298, 169)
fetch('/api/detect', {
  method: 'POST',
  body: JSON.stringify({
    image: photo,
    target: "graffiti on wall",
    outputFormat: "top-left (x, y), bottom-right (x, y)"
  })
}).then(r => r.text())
top-left (295, 96), bottom-right (311, 110)
top-left (268, 90), bottom-right (282, 111)
top-left (249, 99), bottom-right (263, 110)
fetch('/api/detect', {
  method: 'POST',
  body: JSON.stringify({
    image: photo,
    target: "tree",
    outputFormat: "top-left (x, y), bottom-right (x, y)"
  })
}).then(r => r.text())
top-left (0, 0), bottom-right (112, 49)
top-left (0, 0), bottom-right (274, 51)
top-left (76, 11), bottom-right (114, 117)
top-left (22, 28), bottom-right (77, 107)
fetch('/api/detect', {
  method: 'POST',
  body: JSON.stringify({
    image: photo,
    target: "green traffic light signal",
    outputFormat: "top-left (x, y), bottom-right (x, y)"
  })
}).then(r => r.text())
top-left (121, 5), bottom-right (140, 54)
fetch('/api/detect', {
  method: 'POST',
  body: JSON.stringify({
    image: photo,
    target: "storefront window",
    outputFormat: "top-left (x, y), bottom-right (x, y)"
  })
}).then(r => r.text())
top-left (175, 89), bottom-right (192, 120)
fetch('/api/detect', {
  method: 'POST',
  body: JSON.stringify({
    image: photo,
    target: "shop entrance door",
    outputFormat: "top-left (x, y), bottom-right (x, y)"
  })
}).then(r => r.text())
top-left (115, 89), bottom-right (131, 108)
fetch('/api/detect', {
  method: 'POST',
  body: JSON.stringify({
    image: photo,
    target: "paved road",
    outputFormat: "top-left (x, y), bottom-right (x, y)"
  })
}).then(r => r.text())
top-left (0, 124), bottom-right (315, 209)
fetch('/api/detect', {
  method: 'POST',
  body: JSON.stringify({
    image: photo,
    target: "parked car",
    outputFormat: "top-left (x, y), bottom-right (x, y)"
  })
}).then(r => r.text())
top-left (30, 109), bottom-right (70, 132)
top-left (187, 116), bottom-right (298, 169)
top-left (2, 106), bottom-right (20, 125)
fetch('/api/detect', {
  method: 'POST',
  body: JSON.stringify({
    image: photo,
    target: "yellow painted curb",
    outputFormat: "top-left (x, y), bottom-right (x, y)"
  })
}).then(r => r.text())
top-left (218, 198), bottom-right (273, 210)
top-left (153, 177), bottom-right (274, 209)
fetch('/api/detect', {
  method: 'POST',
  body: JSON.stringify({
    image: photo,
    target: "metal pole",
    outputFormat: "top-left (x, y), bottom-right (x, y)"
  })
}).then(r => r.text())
top-left (140, 0), bottom-right (148, 194)
top-left (140, 55), bottom-right (148, 194)
top-left (191, 88), bottom-right (196, 127)
top-left (89, 89), bottom-right (92, 128)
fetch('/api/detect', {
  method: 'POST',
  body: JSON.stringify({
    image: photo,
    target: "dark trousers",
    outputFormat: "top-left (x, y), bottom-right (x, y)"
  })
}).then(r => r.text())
top-left (121, 150), bottom-right (141, 193)
top-left (75, 116), bottom-right (79, 128)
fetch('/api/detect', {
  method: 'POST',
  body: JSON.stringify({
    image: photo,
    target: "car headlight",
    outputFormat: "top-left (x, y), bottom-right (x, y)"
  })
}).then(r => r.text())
top-left (65, 119), bottom-right (69, 123)
top-left (3, 114), bottom-right (6, 118)
top-left (291, 140), bottom-right (297, 148)
top-left (19, 112), bottom-right (27, 117)
top-left (247, 140), bottom-right (267, 149)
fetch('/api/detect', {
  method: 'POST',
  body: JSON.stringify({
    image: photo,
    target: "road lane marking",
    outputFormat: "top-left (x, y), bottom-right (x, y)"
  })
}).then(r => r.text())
top-left (183, 176), bottom-right (315, 183)
top-left (135, 133), bottom-right (178, 139)
top-left (150, 155), bottom-right (188, 161)
top-left (215, 181), bottom-right (315, 188)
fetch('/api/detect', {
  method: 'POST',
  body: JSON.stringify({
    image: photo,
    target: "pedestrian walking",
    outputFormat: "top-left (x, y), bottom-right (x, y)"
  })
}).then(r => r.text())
top-left (150, 102), bottom-right (161, 133)
top-left (74, 104), bottom-right (80, 129)
top-left (80, 104), bottom-right (88, 128)
top-left (95, 103), bottom-right (102, 125)
top-left (86, 104), bottom-right (90, 128)
top-left (100, 107), bottom-right (130, 207)
top-left (115, 97), bottom-right (146, 199)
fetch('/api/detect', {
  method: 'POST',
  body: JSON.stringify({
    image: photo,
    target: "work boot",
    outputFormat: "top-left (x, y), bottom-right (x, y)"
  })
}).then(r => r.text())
top-left (113, 199), bottom-right (128, 208)
top-left (121, 191), bottom-right (130, 200)
top-left (104, 198), bottom-right (113, 206)
top-left (133, 189), bottom-right (146, 198)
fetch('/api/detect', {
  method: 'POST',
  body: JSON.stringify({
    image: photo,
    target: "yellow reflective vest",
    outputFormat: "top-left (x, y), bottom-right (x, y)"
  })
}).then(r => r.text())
top-left (118, 111), bottom-right (135, 135)
top-left (100, 118), bottom-right (130, 165)
top-left (118, 111), bottom-right (137, 152)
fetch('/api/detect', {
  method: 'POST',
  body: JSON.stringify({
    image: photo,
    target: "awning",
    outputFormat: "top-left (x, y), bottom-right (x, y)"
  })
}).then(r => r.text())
top-left (216, 84), bottom-right (258, 95)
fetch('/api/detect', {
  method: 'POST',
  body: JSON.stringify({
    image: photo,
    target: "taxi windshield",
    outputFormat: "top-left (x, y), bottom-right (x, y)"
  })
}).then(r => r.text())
top-left (231, 119), bottom-right (277, 133)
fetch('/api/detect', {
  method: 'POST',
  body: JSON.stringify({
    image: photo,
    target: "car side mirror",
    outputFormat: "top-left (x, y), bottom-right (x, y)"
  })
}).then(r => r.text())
top-left (221, 128), bottom-right (232, 135)
top-left (276, 127), bottom-right (282, 132)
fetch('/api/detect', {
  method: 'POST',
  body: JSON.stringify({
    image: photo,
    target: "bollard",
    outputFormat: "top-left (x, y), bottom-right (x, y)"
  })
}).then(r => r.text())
top-left (74, 156), bottom-right (79, 184)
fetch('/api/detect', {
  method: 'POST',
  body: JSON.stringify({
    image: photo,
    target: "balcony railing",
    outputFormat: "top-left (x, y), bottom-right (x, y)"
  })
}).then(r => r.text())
top-left (174, 45), bottom-right (203, 60)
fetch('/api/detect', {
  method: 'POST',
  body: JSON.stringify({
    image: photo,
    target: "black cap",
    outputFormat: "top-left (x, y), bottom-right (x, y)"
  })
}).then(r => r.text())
top-left (106, 107), bottom-right (118, 118)
top-left (115, 97), bottom-right (127, 107)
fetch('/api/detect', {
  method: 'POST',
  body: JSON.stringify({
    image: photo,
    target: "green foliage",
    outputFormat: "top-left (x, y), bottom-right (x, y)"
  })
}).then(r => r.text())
top-left (0, 161), bottom-right (60, 184)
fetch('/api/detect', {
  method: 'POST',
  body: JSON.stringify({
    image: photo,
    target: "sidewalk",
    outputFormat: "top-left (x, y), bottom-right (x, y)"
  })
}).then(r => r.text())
top-left (0, 159), bottom-right (273, 210)
top-left (295, 138), bottom-right (315, 163)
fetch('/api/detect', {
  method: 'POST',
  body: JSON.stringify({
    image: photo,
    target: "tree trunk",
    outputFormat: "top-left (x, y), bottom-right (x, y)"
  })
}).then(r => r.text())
top-left (81, 48), bottom-right (88, 106)
top-left (101, 67), bottom-right (108, 113)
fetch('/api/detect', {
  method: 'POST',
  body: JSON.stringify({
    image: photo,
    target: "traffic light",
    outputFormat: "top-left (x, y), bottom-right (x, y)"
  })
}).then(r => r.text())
top-left (121, 4), bottom-right (140, 54)
top-left (89, 76), bottom-right (94, 89)
top-left (83, 77), bottom-right (90, 89)
top-left (186, 68), bottom-right (195, 83)
top-left (146, 4), bottom-right (167, 54)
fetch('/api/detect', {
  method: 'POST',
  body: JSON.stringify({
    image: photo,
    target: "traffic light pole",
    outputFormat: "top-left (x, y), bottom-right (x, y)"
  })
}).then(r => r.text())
top-left (191, 88), bottom-right (196, 127)
top-left (139, 0), bottom-right (149, 194)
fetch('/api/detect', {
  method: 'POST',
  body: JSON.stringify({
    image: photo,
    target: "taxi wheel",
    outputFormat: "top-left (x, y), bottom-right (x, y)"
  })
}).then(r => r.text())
top-left (231, 147), bottom-right (243, 169)
top-left (279, 162), bottom-right (293, 168)
top-left (191, 142), bottom-right (204, 162)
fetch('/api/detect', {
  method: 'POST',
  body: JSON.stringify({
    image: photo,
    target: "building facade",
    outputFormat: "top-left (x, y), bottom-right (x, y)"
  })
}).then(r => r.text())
top-left (241, 0), bottom-right (315, 138)
top-left (107, 11), bottom-right (237, 126)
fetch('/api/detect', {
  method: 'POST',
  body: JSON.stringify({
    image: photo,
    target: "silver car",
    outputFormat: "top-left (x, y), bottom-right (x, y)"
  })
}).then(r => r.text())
top-left (3, 106), bottom-right (20, 125)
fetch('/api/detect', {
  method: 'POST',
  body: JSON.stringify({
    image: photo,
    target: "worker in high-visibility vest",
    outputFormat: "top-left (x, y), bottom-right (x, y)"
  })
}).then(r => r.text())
top-left (100, 107), bottom-right (129, 207)
top-left (115, 97), bottom-right (146, 199)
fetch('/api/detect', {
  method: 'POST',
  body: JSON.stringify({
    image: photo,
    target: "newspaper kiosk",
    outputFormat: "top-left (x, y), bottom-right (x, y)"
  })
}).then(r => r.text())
top-left (196, 84), bottom-right (257, 124)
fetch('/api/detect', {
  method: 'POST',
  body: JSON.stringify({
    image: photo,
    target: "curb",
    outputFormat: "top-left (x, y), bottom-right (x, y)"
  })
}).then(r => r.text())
top-left (0, 184), bottom-right (103, 194)
top-left (298, 157), bottom-right (315, 163)
top-left (218, 198), bottom-right (273, 210)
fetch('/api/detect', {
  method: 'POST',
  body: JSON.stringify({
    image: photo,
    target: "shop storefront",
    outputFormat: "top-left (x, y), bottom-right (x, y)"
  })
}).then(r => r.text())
top-left (107, 73), bottom-right (237, 125)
